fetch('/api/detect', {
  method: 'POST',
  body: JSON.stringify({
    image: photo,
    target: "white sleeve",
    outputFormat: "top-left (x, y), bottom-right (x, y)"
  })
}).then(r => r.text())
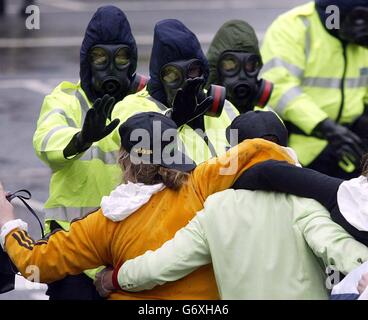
top-left (332, 261), bottom-right (368, 296)
top-left (116, 211), bottom-right (211, 292)
top-left (0, 219), bottom-right (28, 249)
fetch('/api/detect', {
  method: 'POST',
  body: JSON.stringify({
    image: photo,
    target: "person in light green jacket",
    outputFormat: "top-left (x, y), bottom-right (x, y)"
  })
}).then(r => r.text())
top-left (97, 189), bottom-right (368, 300)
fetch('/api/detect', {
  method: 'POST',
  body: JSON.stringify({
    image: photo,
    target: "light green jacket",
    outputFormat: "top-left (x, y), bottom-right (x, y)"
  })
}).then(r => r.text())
top-left (261, 2), bottom-right (368, 168)
top-left (118, 189), bottom-right (368, 299)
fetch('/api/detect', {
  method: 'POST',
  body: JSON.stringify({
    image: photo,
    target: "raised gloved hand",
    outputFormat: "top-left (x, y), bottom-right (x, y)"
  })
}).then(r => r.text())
top-left (63, 94), bottom-right (120, 158)
top-left (168, 77), bottom-right (213, 127)
top-left (313, 118), bottom-right (364, 167)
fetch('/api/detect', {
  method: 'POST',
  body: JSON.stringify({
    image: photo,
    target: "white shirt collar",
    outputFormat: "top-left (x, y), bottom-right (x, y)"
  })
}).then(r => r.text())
top-left (101, 181), bottom-right (165, 222)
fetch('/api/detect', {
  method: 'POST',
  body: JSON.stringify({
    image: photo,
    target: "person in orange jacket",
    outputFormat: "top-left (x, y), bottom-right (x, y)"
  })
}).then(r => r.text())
top-left (0, 112), bottom-right (294, 300)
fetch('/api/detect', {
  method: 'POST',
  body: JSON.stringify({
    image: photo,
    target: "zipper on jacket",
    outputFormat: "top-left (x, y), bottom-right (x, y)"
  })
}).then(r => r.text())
top-left (336, 42), bottom-right (347, 123)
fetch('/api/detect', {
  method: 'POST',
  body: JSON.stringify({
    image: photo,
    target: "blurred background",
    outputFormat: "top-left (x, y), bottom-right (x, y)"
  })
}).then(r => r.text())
top-left (0, 0), bottom-right (306, 299)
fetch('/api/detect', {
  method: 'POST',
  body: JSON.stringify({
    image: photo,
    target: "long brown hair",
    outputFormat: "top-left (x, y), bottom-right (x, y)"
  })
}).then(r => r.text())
top-left (118, 148), bottom-right (189, 191)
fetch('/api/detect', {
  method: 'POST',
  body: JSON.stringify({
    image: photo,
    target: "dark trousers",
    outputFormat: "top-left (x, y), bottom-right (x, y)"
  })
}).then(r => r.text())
top-left (46, 273), bottom-right (103, 300)
top-left (0, 249), bottom-right (16, 294)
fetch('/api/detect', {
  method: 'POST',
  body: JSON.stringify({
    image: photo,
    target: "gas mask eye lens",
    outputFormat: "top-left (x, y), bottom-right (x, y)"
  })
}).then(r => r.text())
top-left (355, 18), bottom-right (366, 25)
top-left (244, 55), bottom-right (261, 74)
top-left (220, 57), bottom-right (239, 76)
top-left (161, 65), bottom-right (183, 87)
top-left (90, 47), bottom-right (108, 67)
top-left (115, 47), bottom-right (130, 67)
top-left (187, 61), bottom-right (203, 79)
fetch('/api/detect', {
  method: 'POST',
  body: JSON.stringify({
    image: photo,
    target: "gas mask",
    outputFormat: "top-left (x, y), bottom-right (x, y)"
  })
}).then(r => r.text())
top-left (218, 51), bottom-right (273, 113)
top-left (160, 58), bottom-right (226, 117)
top-left (339, 7), bottom-right (368, 48)
top-left (89, 44), bottom-right (147, 101)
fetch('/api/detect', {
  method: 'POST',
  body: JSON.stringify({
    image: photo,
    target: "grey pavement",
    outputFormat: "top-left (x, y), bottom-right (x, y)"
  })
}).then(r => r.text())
top-left (0, 0), bottom-right (306, 299)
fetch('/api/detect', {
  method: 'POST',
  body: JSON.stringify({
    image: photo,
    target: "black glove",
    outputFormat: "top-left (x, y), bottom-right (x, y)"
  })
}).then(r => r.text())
top-left (351, 114), bottom-right (368, 139)
top-left (168, 77), bottom-right (213, 127)
top-left (313, 118), bottom-right (364, 167)
top-left (63, 94), bottom-right (120, 158)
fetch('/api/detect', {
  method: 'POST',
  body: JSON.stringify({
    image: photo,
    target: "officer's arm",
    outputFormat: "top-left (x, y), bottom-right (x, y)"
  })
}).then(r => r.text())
top-left (297, 199), bottom-right (368, 275)
top-left (33, 94), bottom-right (83, 170)
top-left (114, 212), bottom-right (210, 292)
top-left (192, 138), bottom-right (295, 200)
top-left (261, 14), bottom-right (328, 134)
top-left (2, 210), bottom-right (112, 283)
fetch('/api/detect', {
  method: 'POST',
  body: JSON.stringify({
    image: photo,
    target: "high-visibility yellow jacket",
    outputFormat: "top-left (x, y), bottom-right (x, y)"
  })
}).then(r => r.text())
top-left (33, 81), bottom-right (122, 229)
top-left (261, 2), bottom-right (368, 167)
top-left (5, 139), bottom-right (294, 300)
top-left (110, 89), bottom-right (239, 164)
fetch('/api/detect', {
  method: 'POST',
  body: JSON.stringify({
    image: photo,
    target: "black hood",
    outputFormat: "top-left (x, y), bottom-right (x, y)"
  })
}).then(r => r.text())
top-left (80, 6), bottom-right (137, 102)
top-left (315, 0), bottom-right (368, 37)
top-left (146, 19), bottom-right (209, 106)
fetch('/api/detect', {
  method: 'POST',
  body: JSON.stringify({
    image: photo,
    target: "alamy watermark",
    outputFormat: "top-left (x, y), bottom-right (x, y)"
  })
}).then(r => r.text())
top-left (125, 122), bottom-right (241, 175)
top-left (22, 265), bottom-right (42, 290)
top-left (25, 5), bottom-right (40, 30)
top-left (325, 5), bottom-right (340, 30)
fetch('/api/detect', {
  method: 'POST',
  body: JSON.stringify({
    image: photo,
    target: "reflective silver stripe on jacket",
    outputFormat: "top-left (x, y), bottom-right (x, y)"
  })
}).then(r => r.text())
top-left (44, 206), bottom-right (99, 222)
top-left (41, 125), bottom-right (69, 152)
top-left (273, 75), bottom-right (368, 115)
top-left (223, 101), bottom-right (238, 121)
top-left (146, 96), bottom-right (168, 112)
top-left (40, 108), bottom-right (77, 128)
top-left (80, 146), bottom-right (118, 165)
top-left (302, 77), bottom-right (368, 88)
top-left (302, 77), bottom-right (341, 88)
top-left (346, 77), bottom-right (368, 88)
top-left (261, 57), bottom-right (304, 78)
top-left (59, 87), bottom-right (89, 124)
top-left (75, 90), bottom-right (90, 123)
top-left (275, 86), bottom-right (303, 114)
top-left (300, 16), bottom-right (311, 61)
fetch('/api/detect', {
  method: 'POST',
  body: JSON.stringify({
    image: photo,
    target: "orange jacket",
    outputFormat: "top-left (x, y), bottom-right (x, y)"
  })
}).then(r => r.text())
top-left (5, 139), bottom-right (294, 299)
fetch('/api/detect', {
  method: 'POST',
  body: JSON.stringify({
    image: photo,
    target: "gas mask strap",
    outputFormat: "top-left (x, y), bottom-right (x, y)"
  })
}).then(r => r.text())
top-left (6, 190), bottom-right (45, 239)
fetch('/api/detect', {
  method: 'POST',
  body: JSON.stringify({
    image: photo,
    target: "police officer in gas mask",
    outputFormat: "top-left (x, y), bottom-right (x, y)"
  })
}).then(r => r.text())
top-left (111, 19), bottom-right (239, 164)
top-left (32, 6), bottom-right (147, 300)
top-left (261, 0), bottom-right (368, 179)
top-left (206, 20), bottom-right (273, 114)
